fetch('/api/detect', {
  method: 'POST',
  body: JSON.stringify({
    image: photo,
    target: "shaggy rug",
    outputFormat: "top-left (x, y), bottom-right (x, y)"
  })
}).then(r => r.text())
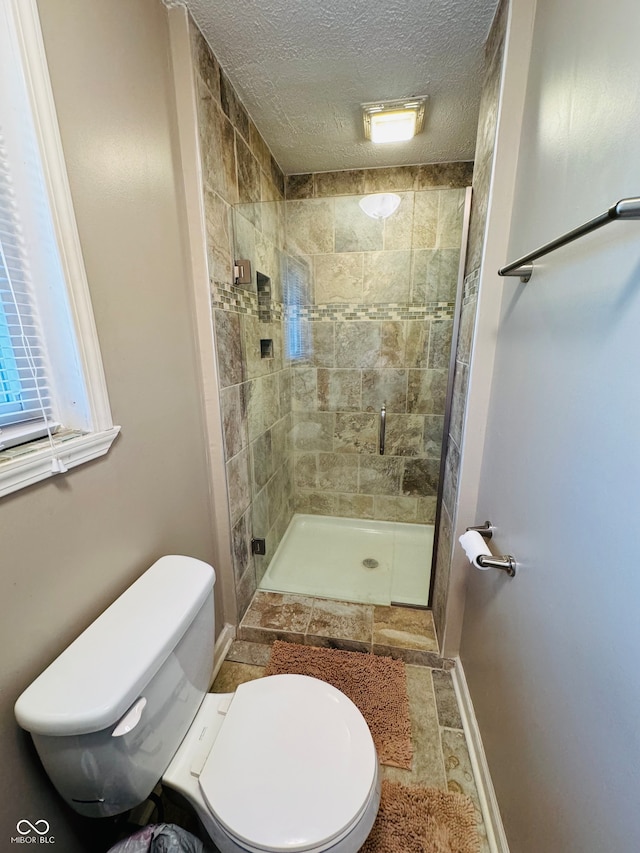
top-left (361, 781), bottom-right (480, 853)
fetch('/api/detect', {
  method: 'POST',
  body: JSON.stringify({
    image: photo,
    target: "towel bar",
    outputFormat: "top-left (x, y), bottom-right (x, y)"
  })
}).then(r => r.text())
top-left (499, 196), bottom-right (640, 282)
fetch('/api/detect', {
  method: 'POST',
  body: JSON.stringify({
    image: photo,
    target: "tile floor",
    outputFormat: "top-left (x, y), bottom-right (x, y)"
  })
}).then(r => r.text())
top-left (238, 590), bottom-right (450, 668)
top-left (220, 589), bottom-right (491, 853)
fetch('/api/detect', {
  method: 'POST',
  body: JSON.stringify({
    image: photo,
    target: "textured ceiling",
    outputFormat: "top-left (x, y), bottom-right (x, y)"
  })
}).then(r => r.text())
top-left (184, 0), bottom-right (499, 175)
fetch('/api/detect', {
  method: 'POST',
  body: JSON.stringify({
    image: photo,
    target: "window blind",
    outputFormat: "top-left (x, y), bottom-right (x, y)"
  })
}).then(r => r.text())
top-left (284, 254), bottom-right (310, 362)
top-left (0, 129), bottom-right (54, 448)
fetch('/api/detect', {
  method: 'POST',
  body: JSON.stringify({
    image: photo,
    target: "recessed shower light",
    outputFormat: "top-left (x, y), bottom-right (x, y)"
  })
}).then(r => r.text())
top-left (362, 97), bottom-right (428, 144)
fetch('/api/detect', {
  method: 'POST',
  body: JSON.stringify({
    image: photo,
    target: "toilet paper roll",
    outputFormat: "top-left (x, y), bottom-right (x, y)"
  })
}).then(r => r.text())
top-left (458, 530), bottom-right (492, 570)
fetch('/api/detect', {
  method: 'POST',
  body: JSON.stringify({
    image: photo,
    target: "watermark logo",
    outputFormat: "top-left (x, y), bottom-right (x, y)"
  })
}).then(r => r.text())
top-left (11, 820), bottom-right (55, 844)
top-left (16, 822), bottom-right (49, 836)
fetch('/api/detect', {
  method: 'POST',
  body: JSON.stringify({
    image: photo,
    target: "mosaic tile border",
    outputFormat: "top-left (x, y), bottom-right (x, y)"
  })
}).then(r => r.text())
top-left (211, 286), bottom-right (455, 323)
top-left (211, 283), bottom-right (284, 320)
top-left (463, 268), bottom-right (480, 303)
top-left (297, 301), bottom-right (455, 322)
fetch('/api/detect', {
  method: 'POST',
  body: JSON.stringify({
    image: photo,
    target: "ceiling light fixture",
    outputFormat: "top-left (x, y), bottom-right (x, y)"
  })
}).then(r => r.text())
top-left (358, 193), bottom-right (401, 220)
top-left (362, 97), bottom-right (428, 144)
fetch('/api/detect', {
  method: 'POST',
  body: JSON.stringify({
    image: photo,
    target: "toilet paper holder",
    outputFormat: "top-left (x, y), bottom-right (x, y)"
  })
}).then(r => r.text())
top-left (465, 522), bottom-right (517, 577)
top-left (466, 521), bottom-right (494, 539)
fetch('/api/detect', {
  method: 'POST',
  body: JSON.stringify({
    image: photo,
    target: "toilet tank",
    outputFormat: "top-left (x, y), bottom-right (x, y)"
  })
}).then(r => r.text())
top-left (14, 555), bottom-right (216, 818)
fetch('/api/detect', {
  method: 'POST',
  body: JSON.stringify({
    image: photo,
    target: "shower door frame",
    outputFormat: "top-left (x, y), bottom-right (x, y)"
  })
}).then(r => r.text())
top-left (428, 185), bottom-right (473, 606)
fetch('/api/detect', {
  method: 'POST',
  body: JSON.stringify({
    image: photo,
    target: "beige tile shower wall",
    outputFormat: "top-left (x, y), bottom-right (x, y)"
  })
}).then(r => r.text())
top-left (286, 187), bottom-right (466, 524)
top-left (285, 163), bottom-right (473, 200)
top-left (190, 22), bottom-right (293, 620)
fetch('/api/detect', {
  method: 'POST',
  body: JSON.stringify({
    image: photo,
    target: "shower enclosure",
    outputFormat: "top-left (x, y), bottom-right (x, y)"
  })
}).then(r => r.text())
top-left (229, 184), bottom-right (470, 608)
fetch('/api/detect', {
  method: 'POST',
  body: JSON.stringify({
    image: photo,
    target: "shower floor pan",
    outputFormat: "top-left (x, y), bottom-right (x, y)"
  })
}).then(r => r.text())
top-left (259, 513), bottom-right (434, 607)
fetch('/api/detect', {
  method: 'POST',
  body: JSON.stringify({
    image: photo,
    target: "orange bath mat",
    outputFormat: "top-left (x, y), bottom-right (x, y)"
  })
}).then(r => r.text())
top-left (362, 780), bottom-right (480, 853)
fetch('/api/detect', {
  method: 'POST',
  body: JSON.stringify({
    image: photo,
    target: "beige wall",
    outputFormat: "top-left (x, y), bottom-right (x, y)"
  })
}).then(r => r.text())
top-left (0, 1), bottom-right (218, 848)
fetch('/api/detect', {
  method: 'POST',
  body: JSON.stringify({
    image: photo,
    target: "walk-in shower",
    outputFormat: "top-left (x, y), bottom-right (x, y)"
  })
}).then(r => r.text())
top-left (229, 183), bottom-right (470, 608)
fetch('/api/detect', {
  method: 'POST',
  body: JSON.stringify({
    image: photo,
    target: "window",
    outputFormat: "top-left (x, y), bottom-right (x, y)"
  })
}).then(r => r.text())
top-left (0, 1), bottom-right (119, 498)
top-left (284, 255), bottom-right (310, 362)
top-left (0, 132), bottom-right (55, 446)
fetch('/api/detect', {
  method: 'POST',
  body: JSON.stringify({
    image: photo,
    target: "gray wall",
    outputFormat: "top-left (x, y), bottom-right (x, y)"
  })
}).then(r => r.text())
top-left (0, 1), bottom-right (217, 848)
top-left (461, 0), bottom-right (640, 850)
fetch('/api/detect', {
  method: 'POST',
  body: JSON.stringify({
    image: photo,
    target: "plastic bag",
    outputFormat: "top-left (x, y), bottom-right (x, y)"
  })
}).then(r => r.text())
top-left (107, 823), bottom-right (204, 853)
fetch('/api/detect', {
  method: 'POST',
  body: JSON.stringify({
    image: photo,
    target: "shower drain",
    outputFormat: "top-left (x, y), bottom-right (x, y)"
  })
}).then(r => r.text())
top-left (362, 558), bottom-right (379, 569)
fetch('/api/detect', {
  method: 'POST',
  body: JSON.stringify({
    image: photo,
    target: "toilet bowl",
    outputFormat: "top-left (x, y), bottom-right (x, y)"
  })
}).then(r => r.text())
top-left (164, 676), bottom-right (380, 853)
top-left (14, 556), bottom-right (380, 853)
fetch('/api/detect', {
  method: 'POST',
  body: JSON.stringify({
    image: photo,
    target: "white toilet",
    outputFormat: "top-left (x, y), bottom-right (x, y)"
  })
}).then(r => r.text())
top-left (14, 556), bottom-right (380, 853)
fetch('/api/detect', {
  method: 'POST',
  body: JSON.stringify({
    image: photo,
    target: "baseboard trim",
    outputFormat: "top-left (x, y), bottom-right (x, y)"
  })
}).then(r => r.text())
top-left (210, 622), bottom-right (235, 686)
top-left (451, 658), bottom-right (510, 853)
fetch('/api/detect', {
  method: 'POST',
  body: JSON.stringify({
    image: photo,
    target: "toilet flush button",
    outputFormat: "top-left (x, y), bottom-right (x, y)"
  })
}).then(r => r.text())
top-left (111, 697), bottom-right (147, 737)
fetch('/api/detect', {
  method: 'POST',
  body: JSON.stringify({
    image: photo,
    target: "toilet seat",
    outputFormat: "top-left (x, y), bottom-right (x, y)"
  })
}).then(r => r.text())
top-left (198, 674), bottom-right (378, 853)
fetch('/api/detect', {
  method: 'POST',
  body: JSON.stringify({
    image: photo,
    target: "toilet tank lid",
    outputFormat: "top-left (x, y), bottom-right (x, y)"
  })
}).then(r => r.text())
top-left (14, 556), bottom-right (215, 737)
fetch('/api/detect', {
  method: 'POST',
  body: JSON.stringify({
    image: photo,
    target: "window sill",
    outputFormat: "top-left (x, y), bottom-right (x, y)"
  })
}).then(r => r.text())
top-left (0, 426), bottom-right (121, 498)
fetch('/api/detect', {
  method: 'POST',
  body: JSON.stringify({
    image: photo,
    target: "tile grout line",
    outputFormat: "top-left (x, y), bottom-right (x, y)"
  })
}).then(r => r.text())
top-left (303, 595), bottom-right (317, 637)
top-left (426, 667), bottom-right (449, 789)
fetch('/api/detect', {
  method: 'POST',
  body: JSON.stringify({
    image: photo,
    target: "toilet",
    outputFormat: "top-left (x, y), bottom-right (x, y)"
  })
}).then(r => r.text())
top-left (14, 556), bottom-right (380, 853)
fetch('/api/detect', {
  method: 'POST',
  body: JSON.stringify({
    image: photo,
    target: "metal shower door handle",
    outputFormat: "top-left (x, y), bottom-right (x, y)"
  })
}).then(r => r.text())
top-left (379, 403), bottom-right (386, 455)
